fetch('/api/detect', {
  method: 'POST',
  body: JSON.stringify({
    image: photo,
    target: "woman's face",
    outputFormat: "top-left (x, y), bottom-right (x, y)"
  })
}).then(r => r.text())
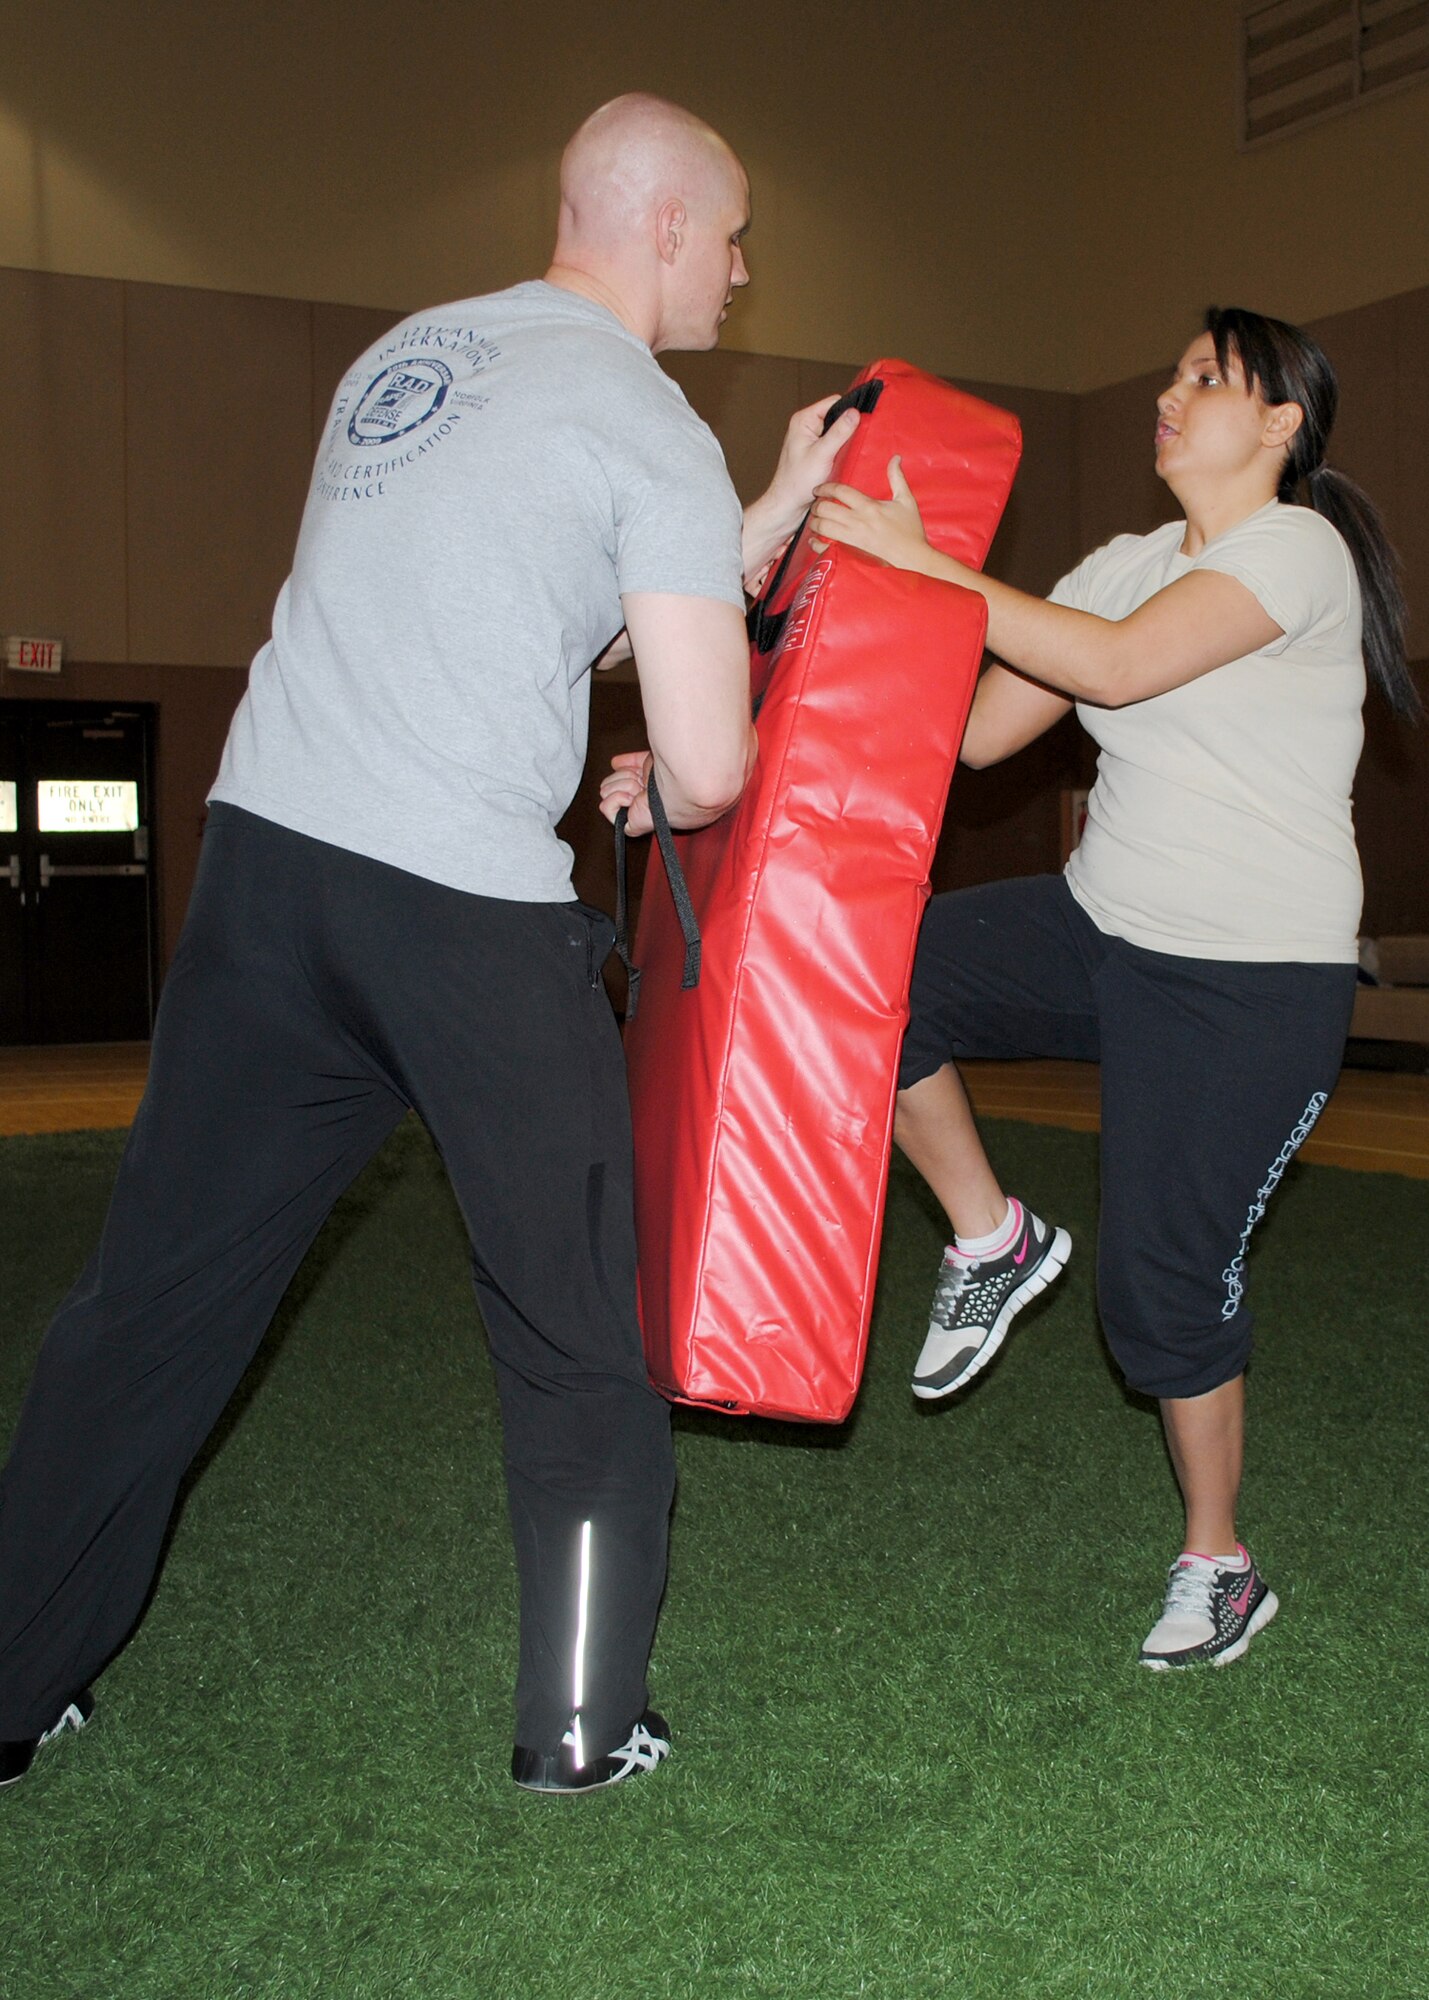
top-left (1154, 337), bottom-right (1281, 488)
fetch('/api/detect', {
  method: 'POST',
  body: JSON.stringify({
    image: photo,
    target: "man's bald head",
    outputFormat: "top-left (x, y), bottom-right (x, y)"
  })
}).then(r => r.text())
top-left (557, 94), bottom-right (744, 251)
top-left (546, 95), bottom-right (751, 352)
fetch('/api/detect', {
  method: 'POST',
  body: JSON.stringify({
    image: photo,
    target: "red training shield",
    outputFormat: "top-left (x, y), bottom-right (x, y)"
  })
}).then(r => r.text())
top-left (625, 358), bottom-right (1021, 1421)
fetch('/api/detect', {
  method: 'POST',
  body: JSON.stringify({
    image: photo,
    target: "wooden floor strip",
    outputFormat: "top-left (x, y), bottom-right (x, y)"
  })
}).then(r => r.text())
top-left (960, 1059), bottom-right (1429, 1179)
top-left (2, 1044), bottom-right (1428, 1177)
top-left (0, 1044), bottom-right (150, 1138)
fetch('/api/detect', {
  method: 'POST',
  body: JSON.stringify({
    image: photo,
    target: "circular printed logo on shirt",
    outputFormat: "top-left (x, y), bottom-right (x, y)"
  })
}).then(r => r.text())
top-left (347, 359), bottom-right (453, 446)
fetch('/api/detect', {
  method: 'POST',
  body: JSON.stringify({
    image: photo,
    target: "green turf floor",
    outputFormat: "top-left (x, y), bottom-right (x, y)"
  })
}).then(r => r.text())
top-left (1, 1120), bottom-right (1426, 1999)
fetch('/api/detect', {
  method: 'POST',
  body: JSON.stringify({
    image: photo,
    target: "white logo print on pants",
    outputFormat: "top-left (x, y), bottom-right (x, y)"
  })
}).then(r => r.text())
top-left (1221, 1092), bottom-right (1328, 1320)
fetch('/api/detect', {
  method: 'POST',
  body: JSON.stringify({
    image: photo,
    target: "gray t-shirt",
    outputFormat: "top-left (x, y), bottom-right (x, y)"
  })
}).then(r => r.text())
top-left (212, 282), bottom-right (745, 900)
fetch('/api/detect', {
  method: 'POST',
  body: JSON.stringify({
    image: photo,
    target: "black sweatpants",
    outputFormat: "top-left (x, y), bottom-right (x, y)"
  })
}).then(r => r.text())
top-left (899, 874), bottom-right (1357, 1399)
top-left (0, 805), bottom-right (675, 1756)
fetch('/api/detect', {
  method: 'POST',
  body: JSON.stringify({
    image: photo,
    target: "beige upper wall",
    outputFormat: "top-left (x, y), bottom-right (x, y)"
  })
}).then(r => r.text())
top-left (1067, 2), bottom-right (1429, 389)
top-left (2, 1), bottom-right (1427, 392)
top-left (0, 0), bottom-right (1075, 385)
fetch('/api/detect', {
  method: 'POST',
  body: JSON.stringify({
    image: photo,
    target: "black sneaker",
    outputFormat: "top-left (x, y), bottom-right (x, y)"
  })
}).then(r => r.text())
top-left (1139, 1546), bottom-right (1279, 1670)
top-left (912, 1201), bottom-right (1071, 1399)
top-left (0, 1690), bottom-right (94, 1788)
top-left (512, 1709), bottom-right (670, 1793)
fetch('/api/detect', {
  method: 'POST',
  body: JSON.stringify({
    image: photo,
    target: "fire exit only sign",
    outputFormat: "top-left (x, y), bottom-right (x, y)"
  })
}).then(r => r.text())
top-left (6, 636), bottom-right (64, 674)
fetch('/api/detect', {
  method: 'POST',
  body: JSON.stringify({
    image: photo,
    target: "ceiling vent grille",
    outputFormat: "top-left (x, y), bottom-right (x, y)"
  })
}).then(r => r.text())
top-left (1240, 0), bottom-right (1429, 146)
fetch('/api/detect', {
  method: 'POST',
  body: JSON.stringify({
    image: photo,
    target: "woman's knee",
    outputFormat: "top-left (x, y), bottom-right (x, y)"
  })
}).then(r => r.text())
top-left (1097, 1287), bottom-right (1253, 1402)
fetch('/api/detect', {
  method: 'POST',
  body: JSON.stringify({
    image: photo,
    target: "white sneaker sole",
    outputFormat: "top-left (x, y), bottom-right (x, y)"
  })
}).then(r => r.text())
top-left (912, 1225), bottom-right (1072, 1401)
top-left (1140, 1589), bottom-right (1280, 1671)
top-left (0, 1695), bottom-right (91, 1788)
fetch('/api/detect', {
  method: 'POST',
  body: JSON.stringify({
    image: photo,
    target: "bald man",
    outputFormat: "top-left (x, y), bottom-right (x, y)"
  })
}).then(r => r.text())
top-left (0, 95), bottom-right (856, 1795)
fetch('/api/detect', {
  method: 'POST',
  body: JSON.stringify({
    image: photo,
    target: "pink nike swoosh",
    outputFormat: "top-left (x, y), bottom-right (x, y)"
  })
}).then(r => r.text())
top-left (1013, 1238), bottom-right (1029, 1266)
top-left (1226, 1574), bottom-right (1256, 1617)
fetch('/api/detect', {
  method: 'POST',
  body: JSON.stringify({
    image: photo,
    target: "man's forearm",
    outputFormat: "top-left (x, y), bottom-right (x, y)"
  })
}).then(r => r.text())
top-left (653, 722), bottom-right (759, 828)
top-left (741, 489), bottom-right (805, 593)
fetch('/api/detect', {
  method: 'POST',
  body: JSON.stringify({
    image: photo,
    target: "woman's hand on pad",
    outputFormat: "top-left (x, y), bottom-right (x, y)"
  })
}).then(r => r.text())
top-left (810, 456), bottom-right (934, 574)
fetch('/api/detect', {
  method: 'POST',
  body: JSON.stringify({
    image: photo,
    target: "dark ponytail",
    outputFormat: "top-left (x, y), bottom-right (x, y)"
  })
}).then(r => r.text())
top-left (1206, 307), bottom-right (1419, 720)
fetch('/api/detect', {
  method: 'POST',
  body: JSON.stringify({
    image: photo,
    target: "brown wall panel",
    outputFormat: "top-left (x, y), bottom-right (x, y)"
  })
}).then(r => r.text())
top-left (1392, 288), bottom-right (1429, 662)
top-left (1302, 298), bottom-right (1429, 937)
top-left (934, 718), bottom-right (1092, 897)
top-left (797, 360), bottom-right (863, 408)
top-left (310, 302), bottom-right (407, 451)
top-left (1308, 299), bottom-right (1398, 511)
top-left (1358, 683), bottom-right (1429, 938)
top-left (660, 349), bottom-right (807, 504)
top-left (0, 267), bottom-right (128, 661)
top-left (124, 283), bottom-right (312, 667)
top-left (1075, 367), bottom-right (1171, 558)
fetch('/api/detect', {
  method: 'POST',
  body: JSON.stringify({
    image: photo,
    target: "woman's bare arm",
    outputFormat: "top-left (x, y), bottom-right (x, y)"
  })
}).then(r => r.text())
top-left (810, 459), bottom-right (1282, 708)
top-left (960, 664), bottom-right (1073, 767)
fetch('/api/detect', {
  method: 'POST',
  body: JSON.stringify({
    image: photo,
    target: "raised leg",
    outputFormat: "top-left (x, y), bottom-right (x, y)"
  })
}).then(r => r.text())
top-left (894, 1062), bottom-right (1008, 1239)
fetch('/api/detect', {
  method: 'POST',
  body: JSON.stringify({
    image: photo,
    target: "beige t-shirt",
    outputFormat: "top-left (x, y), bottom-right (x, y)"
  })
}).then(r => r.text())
top-left (1052, 501), bottom-right (1365, 963)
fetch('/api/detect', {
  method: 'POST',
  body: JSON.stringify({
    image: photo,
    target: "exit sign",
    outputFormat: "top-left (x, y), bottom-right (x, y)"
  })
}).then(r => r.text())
top-left (7, 635), bottom-right (64, 674)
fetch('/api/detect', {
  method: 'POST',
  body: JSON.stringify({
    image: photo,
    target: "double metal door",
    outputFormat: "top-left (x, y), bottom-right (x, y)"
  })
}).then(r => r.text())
top-left (1, 701), bottom-right (157, 1044)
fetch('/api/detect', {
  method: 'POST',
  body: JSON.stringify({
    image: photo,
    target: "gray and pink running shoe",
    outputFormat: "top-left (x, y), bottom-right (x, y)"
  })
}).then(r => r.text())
top-left (1140, 1546), bottom-right (1279, 1669)
top-left (912, 1201), bottom-right (1071, 1400)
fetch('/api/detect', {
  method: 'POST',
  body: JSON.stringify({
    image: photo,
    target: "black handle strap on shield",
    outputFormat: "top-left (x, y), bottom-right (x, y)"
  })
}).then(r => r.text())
top-left (746, 376), bottom-right (886, 660)
top-left (613, 768), bottom-right (701, 1021)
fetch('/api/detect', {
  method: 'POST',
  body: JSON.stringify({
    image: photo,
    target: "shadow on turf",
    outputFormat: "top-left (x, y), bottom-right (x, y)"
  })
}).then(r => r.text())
top-left (673, 1406), bottom-right (855, 1452)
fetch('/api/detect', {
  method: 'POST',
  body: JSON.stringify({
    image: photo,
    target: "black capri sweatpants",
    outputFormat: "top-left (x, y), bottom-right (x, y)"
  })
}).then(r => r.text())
top-left (898, 875), bottom-right (1357, 1399)
top-left (0, 805), bottom-right (674, 1756)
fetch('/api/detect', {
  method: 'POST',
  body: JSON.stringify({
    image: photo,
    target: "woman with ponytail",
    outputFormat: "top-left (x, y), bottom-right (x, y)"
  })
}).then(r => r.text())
top-left (810, 307), bottom-right (1416, 1670)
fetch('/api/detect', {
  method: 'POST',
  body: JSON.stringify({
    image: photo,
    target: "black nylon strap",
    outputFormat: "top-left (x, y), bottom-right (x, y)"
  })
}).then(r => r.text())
top-left (613, 804), bottom-right (642, 1019)
top-left (647, 773), bottom-right (701, 991)
top-left (612, 769), bottom-right (701, 1021)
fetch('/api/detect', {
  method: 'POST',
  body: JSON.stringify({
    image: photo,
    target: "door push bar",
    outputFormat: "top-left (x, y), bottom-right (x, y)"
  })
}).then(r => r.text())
top-left (37, 857), bottom-right (148, 887)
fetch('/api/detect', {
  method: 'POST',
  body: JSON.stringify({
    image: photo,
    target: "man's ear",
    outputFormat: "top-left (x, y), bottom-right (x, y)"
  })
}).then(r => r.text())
top-left (655, 198), bottom-right (686, 268)
top-left (1264, 401), bottom-right (1304, 452)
